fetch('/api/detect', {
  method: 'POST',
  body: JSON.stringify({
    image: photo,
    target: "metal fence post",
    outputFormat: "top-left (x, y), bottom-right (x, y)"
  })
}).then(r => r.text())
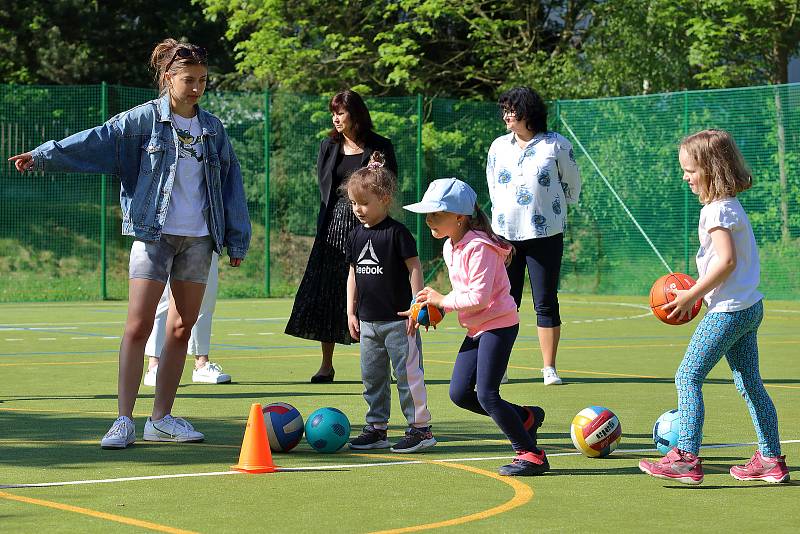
top-left (100, 82), bottom-right (108, 300)
top-left (683, 90), bottom-right (689, 273)
top-left (415, 94), bottom-right (423, 252)
top-left (264, 88), bottom-right (271, 297)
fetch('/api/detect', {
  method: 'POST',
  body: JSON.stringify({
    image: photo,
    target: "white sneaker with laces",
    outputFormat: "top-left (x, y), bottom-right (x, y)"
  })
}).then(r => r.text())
top-left (192, 362), bottom-right (231, 384)
top-left (542, 366), bottom-right (563, 386)
top-left (101, 416), bottom-right (136, 449)
top-left (143, 365), bottom-right (158, 387)
top-left (143, 414), bottom-right (205, 442)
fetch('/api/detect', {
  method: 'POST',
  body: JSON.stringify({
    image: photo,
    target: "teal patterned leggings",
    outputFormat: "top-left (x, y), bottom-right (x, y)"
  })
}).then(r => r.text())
top-left (675, 300), bottom-right (781, 457)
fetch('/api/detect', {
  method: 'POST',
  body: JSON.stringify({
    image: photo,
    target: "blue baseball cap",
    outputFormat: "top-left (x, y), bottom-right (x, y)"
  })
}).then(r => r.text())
top-left (403, 178), bottom-right (477, 215)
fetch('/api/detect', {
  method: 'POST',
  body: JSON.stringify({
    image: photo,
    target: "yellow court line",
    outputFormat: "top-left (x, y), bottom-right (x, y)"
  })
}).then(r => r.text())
top-left (0, 491), bottom-right (197, 534)
top-left (361, 454), bottom-right (533, 534)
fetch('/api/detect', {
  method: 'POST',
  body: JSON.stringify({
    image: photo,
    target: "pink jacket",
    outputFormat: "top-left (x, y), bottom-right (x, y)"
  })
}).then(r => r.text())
top-left (440, 230), bottom-right (519, 337)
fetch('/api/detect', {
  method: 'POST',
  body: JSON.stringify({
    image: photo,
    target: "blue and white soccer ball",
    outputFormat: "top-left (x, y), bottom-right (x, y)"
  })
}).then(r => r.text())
top-left (653, 409), bottom-right (681, 454)
top-left (305, 407), bottom-right (351, 453)
top-left (262, 402), bottom-right (304, 452)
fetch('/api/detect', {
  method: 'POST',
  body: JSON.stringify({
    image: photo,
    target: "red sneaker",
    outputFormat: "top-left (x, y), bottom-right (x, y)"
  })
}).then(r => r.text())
top-left (730, 451), bottom-right (789, 483)
top-left (498, 449), bottom-right (549, 476)
top-left (639, 448), bottom-right (704, 485)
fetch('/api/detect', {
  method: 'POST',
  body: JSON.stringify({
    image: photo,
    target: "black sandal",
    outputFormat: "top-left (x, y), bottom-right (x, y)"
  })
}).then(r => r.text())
top-left (310, 368), bottom-right (335, 383)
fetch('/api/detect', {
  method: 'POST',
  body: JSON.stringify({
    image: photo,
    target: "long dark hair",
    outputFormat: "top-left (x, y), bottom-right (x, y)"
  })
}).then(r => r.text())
top-left (498, 87), bottom-right (547, 134)
top-left (328, 90), bottom-right (374, 144)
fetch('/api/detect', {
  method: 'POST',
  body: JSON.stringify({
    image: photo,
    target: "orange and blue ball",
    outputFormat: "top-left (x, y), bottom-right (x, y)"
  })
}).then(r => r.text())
top-left (410, 300), bottom-right (445, 329)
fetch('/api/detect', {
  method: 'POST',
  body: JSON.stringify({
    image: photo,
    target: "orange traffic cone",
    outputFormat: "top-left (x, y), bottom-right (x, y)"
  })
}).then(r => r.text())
top-left (232, 403), bottom-right (277, 473)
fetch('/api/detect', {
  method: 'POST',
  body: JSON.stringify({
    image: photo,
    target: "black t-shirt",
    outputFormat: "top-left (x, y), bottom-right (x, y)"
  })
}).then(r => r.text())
top-left (346, 217), bottom-right (418, 321)
top-left (330, 152), bottom-right (362, 204)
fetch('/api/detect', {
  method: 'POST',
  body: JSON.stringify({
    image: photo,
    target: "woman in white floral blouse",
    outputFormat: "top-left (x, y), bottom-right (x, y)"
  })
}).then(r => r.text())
top-left (486, 87), bottom-right (581, 386)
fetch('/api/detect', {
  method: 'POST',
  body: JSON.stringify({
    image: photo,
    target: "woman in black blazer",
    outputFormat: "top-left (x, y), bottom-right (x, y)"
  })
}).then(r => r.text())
top-left (285, 90), bottom-right (398, 382)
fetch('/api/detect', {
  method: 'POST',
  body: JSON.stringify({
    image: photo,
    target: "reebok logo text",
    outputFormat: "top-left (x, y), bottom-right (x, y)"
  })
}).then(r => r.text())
top-left (356, 240), bottom-right (383, 275)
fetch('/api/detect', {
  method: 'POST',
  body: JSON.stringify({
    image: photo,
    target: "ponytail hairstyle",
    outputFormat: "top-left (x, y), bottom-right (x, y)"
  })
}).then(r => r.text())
top-left (466, 204), bottom-right (515, 263)
top-left (338, 151), bottom-right (397, 201)
top-left (680, 129), bottom-right (752, 204)
top-left (150, 38), bottom-right (208, 95)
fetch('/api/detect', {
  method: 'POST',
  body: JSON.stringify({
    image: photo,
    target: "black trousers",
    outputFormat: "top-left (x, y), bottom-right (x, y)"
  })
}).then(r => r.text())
top-left (506, 233), bottom-right (563, 328)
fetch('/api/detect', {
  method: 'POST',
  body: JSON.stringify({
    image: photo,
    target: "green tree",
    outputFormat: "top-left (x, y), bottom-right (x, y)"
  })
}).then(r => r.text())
top-left (0, 1), bottom-right (237, 87)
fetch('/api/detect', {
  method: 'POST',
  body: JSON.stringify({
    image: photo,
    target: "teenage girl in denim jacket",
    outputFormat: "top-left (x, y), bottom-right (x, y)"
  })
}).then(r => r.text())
top-left (9, 39), bottom-right (251, 449)
top-left (403, 178), bottom-right (548, 477)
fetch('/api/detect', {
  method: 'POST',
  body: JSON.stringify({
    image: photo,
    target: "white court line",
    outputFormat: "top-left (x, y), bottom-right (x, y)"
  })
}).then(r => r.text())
top-left (38, 338), bottom-right (56, 341)
top-left (3, 439), bottom-right (798, 489)
top-left (4, 339), bottom-right (22, 342)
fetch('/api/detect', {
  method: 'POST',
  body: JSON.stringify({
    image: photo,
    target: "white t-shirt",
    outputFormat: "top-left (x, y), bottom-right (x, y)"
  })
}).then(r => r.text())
top-left (696, 197), bottom-right (762, 312)
top-left (162, 113), bottom-right (209, 237)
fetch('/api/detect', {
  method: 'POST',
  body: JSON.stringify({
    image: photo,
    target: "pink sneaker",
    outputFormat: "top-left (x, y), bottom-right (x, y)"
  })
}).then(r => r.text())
top-left (639, 448), bottom-right (704, 485)
top-left (730, 451), bottom-right (789, 483)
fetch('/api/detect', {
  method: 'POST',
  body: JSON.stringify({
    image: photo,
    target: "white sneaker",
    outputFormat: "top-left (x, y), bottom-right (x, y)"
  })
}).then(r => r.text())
top-left (143, 414), bottom-right (204, 442)
top-left (143, 365), bottom-right (158, 387)
top-left (101, 416), bottom-right (136, 449)
top-left (192, 362), bottom-right (231, 384)
top-left (542, 366), bottom-right (563, 386)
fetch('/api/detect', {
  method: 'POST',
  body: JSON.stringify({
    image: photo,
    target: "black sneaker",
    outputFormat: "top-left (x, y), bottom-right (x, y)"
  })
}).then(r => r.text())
top-left (391, 426), bottom-right (436, 453)
top-left (498, 450), bottom-right (549, 476)
top-left (349, 425), bottom-right (390, 450)
top-left (523, 406), bottom-right (545, 446)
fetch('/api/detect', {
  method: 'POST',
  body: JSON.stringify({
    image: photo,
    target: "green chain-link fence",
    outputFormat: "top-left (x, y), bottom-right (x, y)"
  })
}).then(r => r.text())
top-left (1, 83), bottom-right (798, 302)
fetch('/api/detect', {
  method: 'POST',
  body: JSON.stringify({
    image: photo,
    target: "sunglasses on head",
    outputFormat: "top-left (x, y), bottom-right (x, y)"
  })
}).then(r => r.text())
top-left (166, 46), bottom-right (208, 70)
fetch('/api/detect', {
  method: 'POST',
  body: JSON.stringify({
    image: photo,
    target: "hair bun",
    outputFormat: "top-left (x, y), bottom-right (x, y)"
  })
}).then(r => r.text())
top-left (368, 151), bottom-right (385, 169)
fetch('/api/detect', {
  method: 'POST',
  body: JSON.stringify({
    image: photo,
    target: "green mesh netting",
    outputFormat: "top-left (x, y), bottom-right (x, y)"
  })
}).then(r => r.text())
top-left (1, 84), bottom-right (798, 301)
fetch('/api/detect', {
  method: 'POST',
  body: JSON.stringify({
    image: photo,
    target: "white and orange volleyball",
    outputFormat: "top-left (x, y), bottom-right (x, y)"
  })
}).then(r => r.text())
top-left (570, 406), bottom-right (622, 458)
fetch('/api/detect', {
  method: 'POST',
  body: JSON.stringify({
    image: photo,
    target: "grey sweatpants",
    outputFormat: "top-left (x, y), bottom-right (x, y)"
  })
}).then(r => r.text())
top-left (359, 320), bottom-right (432, 429)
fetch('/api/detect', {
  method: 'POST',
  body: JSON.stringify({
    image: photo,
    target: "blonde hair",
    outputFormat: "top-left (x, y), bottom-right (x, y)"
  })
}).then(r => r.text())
top-left (149, 38), bottom-right (208, 95)
top-left (680, 129), bottom-right (752, 204)
top-left (339, 151), bottom-right (397, 201)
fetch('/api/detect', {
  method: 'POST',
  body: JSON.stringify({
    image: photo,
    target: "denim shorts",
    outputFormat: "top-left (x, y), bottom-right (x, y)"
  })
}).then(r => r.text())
top-left (129, 234), bottom-right (214, 284)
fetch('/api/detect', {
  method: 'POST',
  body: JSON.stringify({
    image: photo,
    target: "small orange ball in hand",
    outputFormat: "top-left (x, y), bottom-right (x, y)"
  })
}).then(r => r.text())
top-left (649, 273), bottom-right (703, 325)
top-left (410, 300), bottom-right (445, 330)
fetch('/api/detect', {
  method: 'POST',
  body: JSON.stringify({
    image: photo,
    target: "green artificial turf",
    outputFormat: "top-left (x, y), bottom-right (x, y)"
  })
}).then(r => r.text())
top-left (1, 296), bottom-right (797, 532)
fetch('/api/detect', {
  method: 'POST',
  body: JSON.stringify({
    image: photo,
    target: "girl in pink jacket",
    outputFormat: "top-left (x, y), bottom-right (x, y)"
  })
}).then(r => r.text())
top-left (404, 178), bottom-right (548, 476)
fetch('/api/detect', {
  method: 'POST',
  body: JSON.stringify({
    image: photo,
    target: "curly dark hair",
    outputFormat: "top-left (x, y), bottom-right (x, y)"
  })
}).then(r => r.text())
top-left (498, 87), bottom-right (547, 134)
top-left (328, 90), bottom-right (374, 144)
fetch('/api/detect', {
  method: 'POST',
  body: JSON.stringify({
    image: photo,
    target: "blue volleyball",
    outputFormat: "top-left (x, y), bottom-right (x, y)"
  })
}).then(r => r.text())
top-left (262, 402), bottom-right (304, 452)
top-left (304, 407), bottom-right (351, 453)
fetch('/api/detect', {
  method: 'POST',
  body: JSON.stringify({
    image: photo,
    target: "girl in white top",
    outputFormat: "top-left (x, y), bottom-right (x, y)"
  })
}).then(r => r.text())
top-left (639, 129), bottom-right (788, 485)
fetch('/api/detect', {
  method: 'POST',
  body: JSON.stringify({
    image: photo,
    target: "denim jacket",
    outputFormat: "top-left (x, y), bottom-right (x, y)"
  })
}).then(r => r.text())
top-left (31, 94), bottom-right (251, 259)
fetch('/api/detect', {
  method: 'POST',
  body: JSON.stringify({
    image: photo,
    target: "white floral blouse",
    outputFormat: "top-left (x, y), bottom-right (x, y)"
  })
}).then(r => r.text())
top-left (486, 131), bottom-right (581, 240)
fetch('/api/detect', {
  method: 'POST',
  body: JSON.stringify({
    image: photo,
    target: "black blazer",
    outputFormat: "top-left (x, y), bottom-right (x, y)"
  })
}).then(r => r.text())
top-left (315, 131), bottom-right (398, 231)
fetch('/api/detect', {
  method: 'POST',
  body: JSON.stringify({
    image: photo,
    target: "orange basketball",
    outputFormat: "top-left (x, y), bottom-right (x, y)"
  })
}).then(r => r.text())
top-left (649, 273), bottom-right (703, 325)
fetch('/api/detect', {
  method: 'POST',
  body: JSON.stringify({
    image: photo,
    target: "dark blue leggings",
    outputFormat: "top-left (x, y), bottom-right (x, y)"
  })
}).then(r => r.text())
top-left (448, 324), bottom-right (536, 452)
top-left (506, 233), bottom-right (563, 327)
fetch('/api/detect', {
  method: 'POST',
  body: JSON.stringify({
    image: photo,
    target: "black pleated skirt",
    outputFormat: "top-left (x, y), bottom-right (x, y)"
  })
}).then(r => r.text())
top-left (285, 196), bottom-right (356, 344)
